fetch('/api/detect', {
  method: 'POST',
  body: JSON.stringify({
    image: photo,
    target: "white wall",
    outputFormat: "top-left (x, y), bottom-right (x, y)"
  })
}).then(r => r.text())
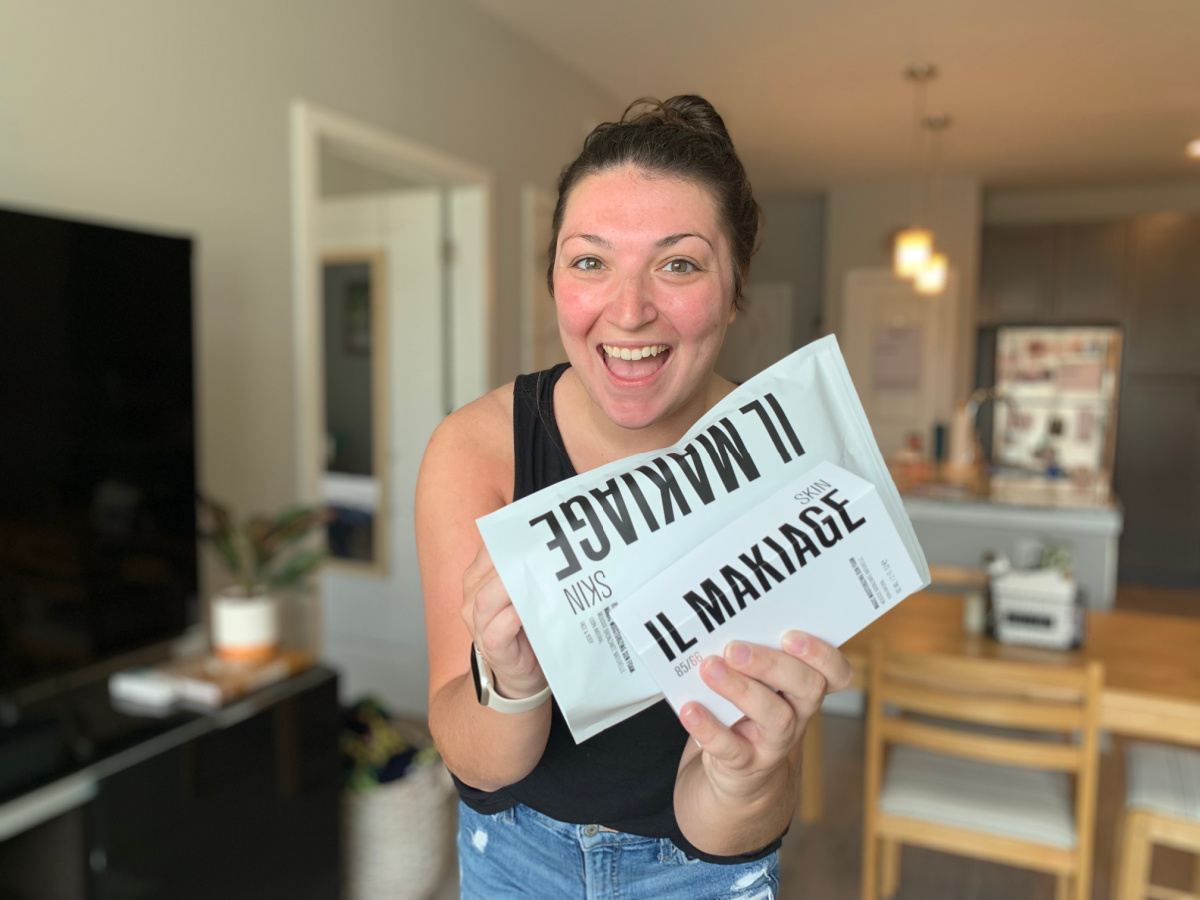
top-left (750, 194), bottom-right (826, 350)
top-left (0, 2), bottom-right (619, 598)
top-left (985, 178), bottom-right (1200, 223)
top-left (823, 177), bottom-right (983, 401)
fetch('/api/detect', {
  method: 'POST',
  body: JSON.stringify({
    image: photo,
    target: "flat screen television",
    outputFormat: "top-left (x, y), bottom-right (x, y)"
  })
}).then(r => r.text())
top-left (0, 205), bottom-right (197, 697)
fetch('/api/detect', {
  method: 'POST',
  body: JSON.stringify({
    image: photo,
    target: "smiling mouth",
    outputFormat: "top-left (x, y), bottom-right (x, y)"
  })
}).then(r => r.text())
top-left (599, 343), bottom-right (671, 381)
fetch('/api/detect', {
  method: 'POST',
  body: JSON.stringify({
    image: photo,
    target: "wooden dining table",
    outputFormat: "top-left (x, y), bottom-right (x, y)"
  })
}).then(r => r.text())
top-left (796, 590), bottom-right (1200, 823)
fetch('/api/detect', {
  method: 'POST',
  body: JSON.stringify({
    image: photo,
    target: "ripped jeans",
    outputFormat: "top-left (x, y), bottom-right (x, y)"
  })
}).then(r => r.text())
top-left (457, 802), bottom-right (779, 900)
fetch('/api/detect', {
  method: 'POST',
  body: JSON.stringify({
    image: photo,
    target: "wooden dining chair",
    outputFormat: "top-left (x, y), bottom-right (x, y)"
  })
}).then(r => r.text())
top-left (861, 642), bottom-right (1104, 900)
top-left (1113, 741), bottom-right (1200, 900)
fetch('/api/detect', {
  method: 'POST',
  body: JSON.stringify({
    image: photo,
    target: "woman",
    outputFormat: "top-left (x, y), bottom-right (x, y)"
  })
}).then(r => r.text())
top-left (416, 95), bottom-right (852, 899)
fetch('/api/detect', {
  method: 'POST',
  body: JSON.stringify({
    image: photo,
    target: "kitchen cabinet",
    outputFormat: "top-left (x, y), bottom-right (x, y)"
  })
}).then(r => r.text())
top-left (979, 222), bottom-right (1127, 325)
top-left (0, 669), bottom-right (341, 900)
top-left (1054, 222), bottom-right (1129, 321)
top-left (903, 490), bottom-right (1123, 608)
top-left (1114, 381), bottom-right (1200, 585)
top-left (1126, 215), bottom-right (1200, 377)
top-left (979, 225), bottom-right (1055, 323)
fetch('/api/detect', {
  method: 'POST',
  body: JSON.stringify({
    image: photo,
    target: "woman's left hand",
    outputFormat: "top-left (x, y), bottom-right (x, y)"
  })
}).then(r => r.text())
top-left (678, 630), bottom-right (853, 804)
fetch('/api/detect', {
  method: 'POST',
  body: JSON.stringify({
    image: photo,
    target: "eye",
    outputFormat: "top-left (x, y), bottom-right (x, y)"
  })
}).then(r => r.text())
top-left (571, 256), bottom-right (604, 271)
top-left (663, 258), bottom-right (698, 274)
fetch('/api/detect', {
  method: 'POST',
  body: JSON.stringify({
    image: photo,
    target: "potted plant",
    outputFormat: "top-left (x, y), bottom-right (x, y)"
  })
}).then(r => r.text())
top-left (197, 496), bottom-right (332, 661)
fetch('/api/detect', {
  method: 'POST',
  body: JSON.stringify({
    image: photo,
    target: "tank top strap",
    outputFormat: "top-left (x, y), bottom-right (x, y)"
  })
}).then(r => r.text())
top-left (512, 362), bottom-right (576, 501)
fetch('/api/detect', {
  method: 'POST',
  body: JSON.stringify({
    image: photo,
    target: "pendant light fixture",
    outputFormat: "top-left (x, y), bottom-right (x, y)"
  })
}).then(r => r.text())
top-left (914, 114), bottom-right (953, 296)
top-left (893, 63), bottom-right (938, 280)
top-left (894, 65), bottom-right (954, 296)
top-left (894, 227), bottom-right (934, 279)
top-left (914, 251), bottom-right (948, 295)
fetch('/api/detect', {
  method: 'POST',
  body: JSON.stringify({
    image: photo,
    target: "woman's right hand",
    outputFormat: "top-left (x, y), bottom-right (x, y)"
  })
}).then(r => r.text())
top-left (462, 544), bottom-right (547, 700)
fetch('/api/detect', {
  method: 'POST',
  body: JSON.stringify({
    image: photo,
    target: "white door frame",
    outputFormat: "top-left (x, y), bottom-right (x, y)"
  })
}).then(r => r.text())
top-left (290, 100), bottom-right (494, 509)
top-left (520, 184), bottom-right (560, 372)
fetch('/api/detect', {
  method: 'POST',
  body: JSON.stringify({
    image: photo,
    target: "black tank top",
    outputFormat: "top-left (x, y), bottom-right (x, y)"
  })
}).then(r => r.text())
top-left (451, 363), bottom-right (783, 864)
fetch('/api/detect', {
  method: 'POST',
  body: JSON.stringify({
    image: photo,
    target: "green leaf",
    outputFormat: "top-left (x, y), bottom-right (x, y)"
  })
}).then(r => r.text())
top-left (196, 494), bottom-right (234, 542)
top-left (265, 548), bottom-right (327, 590)
top-left (197, 494), bottom-right (244, 577)
top-left (257, 507), bottom-right (332, 567)
top-left (210, 533), bottom-right (243, 575)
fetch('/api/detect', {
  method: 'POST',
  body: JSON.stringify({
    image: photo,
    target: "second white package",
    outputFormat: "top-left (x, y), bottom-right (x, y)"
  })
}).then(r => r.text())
top-left (611, 460), bottom-right (924, 726)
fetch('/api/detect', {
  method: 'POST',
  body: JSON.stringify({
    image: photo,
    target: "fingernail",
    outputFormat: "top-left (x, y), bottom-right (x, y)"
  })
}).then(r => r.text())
top-left (704, 656), bottom-right (728, 682)
top-left (726, 641), bottom-right (751, 665)
top-left (680, 705), bottom-right (700, 726)
top-left (784, 631), bottom-right (809, 656)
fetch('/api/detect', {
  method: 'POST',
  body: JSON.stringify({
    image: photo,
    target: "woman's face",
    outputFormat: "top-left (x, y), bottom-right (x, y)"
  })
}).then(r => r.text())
top-left (552, 166), bottom-right (737, 431)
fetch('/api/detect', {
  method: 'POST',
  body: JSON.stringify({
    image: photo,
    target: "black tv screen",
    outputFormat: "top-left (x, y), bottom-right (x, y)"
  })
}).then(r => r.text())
top-left (0, 206), bottom-right (197, 695)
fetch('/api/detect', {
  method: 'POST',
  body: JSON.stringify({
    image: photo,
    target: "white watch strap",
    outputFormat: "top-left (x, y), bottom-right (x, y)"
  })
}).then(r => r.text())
top-left (474, 643), bottom-right (551, 714)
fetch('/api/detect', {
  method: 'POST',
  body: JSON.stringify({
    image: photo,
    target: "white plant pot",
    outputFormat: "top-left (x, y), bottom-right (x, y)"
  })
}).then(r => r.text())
top-left (211, 589), bottom-right (279, 661)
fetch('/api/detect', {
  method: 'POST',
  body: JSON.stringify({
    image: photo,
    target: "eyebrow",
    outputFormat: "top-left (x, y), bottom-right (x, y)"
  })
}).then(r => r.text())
top-left (655, 232), bottom-right (714, 251)
top-left (561, 232), bottom-right (714, 251)
top-left (562, 233), bottom-right (614, 249)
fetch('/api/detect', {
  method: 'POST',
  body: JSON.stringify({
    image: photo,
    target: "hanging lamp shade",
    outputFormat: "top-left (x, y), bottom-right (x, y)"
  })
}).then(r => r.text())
top-left (914, 252), bottom-right (948, 295)
top-left (893, 227), bottom-right (933, 279)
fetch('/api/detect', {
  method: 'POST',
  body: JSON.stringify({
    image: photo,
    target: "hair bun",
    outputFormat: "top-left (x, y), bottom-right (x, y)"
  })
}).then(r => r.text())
top-left (621, 95), bottom-right (732, 145)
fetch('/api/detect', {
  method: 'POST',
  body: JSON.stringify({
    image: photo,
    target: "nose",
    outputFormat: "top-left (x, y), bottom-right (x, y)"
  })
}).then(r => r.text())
top-left (605, 270), bottom-right (658, 332)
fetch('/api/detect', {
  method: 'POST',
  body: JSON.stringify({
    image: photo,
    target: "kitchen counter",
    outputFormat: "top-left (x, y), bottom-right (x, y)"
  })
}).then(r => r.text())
top-left (903, 473), bottom-right (1119, 511)
top-left (895, 467), bottom-right (1123, 608)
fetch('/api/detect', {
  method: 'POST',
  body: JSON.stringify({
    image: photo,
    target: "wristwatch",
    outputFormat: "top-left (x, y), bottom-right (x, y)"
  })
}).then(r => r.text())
top-left (471, 643), bottom-right (551, 714)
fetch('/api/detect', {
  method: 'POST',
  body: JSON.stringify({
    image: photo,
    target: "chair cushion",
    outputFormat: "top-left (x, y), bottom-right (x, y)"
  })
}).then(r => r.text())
top-left (1126, 741), bottom-right (1200, 822)
top-left (880, 745), bottom-right (1076, 848)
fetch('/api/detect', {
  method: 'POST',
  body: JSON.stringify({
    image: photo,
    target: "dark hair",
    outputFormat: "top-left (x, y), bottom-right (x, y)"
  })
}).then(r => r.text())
top-left (546, 95), bottom-right (762, 309)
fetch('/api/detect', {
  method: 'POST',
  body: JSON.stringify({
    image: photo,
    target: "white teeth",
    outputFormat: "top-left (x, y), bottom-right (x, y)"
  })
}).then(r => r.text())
top-left (603, 343), bottom-right (668, 359)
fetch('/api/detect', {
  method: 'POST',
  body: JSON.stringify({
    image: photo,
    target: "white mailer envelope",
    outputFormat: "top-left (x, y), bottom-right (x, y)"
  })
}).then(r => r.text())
top-left (476, 335), bottom-right (929, 743)
top-left (611, 460), bottom-right (923, 726)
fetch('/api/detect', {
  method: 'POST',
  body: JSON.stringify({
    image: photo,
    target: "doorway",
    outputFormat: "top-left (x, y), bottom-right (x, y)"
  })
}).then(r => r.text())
top-left (291, 101), bottom-right (492, 715)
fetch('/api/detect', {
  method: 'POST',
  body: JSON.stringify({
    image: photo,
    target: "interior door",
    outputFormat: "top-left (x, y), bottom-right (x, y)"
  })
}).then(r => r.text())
top-left (522, 185), bottom-right (565, 372)
top-left (842, 268), bottom-right (960, 458)
top-left (318, 189), bottom-right (444, 715)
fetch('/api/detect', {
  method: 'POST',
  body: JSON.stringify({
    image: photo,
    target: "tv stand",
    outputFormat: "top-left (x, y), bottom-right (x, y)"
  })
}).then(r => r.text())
top-left (0, 667), bottom-right (340, 900)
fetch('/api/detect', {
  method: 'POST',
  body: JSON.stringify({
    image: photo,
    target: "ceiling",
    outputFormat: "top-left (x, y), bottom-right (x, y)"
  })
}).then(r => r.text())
top-left (471, 0), bottom-right (1200, 193)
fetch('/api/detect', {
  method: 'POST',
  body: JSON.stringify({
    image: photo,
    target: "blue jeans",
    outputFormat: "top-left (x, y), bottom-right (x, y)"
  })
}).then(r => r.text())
top-left (457, 801), bottom-right (780, 900)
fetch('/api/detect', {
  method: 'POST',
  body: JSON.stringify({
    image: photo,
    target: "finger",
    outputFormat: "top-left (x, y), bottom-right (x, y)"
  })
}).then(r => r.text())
top-left (470, 574), bottom-right (513, 637)
top-left (478, 604), bottom-right (525, 659)
top-left (699, 656), bottom-right (797, 742)
top-left (724, 640), bottom-right (826, 706)
top-left (782, 631), bottom-right (853, 693)
top-left (678, 701), bottom-right (755, 770)
top-left (460, 547), bottom-right (496, 625)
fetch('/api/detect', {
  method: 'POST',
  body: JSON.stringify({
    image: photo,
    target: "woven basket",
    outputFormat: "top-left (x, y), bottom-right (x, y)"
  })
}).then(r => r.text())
top-left (342, 760), bottom-right (457, 900)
